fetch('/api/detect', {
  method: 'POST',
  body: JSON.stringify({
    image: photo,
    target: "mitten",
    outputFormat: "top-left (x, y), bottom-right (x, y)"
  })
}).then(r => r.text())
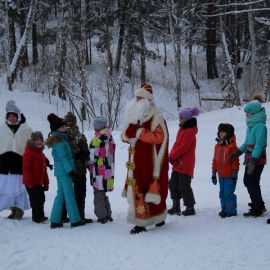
top-left (44, 184), bottom-right (49, 191)
top-left (227, 149), bottom-right (242, 163)
top-left (231, 170), bottom-right (238, 185)
top-left (125, 127), bottom-right (136, 138)
top-left (168, 156), bottom-right (176, 165)
top-left (247, 157), bottom-right (258, 175)
top-left (211, 170), bottom-right (217, 185)
top-left (129, 123), bottom-right (140, 131)
top-left (68, 170), bottom-right (79, 181)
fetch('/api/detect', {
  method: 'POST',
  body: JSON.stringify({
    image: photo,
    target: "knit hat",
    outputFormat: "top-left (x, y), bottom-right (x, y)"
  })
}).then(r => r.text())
top-left (134, 83), bottom-right (154, 101)
top-left (47, 113), bottom-right (67, 131)
top-left (244, 93), bottom-right (263, 115)
top-left (179, 107), bottom-right (200, 122)
top-left (93, 116), bottom-right (107, 130)
top-left (31, 131), bottom-right (44, 142)
top-left (5, 100), bottom-right (20, 119)
top-left (217, 123), bottom-right (234, 139)
top-left (64, 111), bottom-right (77, 125)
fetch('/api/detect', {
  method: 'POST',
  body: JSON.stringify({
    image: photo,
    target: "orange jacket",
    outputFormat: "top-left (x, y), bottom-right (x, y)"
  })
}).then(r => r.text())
top-left (212, 134), bottom-right (239, 177)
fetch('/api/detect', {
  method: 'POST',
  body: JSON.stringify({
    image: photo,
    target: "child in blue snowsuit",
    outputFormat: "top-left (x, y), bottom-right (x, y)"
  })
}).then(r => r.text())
top-left (212, 123), bottom-right (239, 218)
top-left (45, 113), bottom-right (86, 229)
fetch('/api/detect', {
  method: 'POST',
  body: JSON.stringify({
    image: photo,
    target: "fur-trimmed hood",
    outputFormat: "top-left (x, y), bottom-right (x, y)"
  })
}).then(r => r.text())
top-left (45, 133), bottom-right (66, 148)
top-left (26, 139), bottom-right (45, 151)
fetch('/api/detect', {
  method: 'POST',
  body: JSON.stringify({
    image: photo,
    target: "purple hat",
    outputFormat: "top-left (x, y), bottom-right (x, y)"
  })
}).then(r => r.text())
top-left (179, 107), bottom-right (200, 122)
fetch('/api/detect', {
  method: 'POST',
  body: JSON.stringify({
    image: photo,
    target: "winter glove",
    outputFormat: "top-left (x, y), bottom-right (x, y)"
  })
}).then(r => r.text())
top-left (68, 170), bottom-right (79, 181)
top-left (211, 170), bottom-right (217, 185)
top-left (125, 126), bottom-right (137, 139)
top-left (231, 170), bottom-right (238, 185)
top-left (168, 156), bottom-right (177, 166)
top-left (44, 184), bottom-right (49, 191)
top-left (129, 123), bottom-right (140, 131)
top-left (46, 158), bottom-right (53, 170)
top-left (247, 157), bottom-right (258, 175)
top-left (227, 149), bottom-right (242, 163)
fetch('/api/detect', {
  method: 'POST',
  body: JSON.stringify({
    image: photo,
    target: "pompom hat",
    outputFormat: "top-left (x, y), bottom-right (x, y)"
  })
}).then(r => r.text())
top-left (6, 99), bottom-right (20, 119)
top-left (134, 83), bottom-right (154, 101)
top-left (179, 107), bottom-right (200, 122)
top-left (244, 94), bottom-right (263, 115)
top-left (47, 113), bottom-right (67, 131)
top-left (93, 116), bottom-right (107, 130)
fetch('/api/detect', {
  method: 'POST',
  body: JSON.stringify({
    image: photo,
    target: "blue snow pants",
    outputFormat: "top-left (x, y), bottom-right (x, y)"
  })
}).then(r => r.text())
top-left (50, 175), bottom-right (81, 223)
top-left (218, 177), bottom-right (237, 214)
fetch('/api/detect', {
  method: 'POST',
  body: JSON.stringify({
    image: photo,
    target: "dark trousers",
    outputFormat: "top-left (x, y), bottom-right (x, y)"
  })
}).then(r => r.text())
top-left (243, 164), bottom-right (264, 210)
top-left (62, 174), bottom-right (87, 220)
top-left (93, 188), bottom-right (112, 219)
top-left (169, 171), bottom-right (196, 207)
top-left (26, 185), bottom-right (45, 222)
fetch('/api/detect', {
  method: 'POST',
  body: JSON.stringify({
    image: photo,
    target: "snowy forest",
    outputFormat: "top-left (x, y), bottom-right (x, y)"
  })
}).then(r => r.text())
top-left (1, 0), bottom-right (270, 129)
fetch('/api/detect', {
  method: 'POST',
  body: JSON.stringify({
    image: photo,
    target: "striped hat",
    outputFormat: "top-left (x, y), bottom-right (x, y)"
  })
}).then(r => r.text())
top-left (134, 83), bottom-right (154, 101)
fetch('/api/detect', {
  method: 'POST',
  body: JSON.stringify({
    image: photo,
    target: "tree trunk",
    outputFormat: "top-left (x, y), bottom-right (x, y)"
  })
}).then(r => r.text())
top-left (20, 0), bottom-right (29, 67)
top-left (206, 2), bottom-right (218, 79)
top-left (10, 0), bottom-right (37, 85)
top-left (248, 1), bottom-right (256, 94)
top-left (115, 0), bottom-right (127, 72)
top-left (136, 0), bottom-right (146, 84)
top-left (32, 16), bottom-right (39, 65)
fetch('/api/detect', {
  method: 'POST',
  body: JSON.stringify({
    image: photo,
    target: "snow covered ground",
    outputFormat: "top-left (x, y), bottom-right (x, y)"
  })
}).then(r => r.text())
top-left (0, 88), bottom-right (270, 270)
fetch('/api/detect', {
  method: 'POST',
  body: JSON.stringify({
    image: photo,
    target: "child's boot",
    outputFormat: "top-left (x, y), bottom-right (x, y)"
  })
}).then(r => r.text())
top-left (168, 199), bottom-right (181, 215)
top-left (182, 206), bottom-right (196, 216)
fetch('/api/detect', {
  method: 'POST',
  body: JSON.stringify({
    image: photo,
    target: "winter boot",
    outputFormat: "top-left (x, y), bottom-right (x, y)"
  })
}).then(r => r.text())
top-left (248, 202), bottom-right (267, 213)
top-left (220, 212), bottom-right (237, 218)
top-left (83, 218), bottom-right (93, 224)
top-left (130, 226), bottom-right (147, 235)
top-left (50, 222), bottom-right (63, 229)
top-left (106, 217), bottom-right (113, 222)
top-left (218, 210), bottom-right (226, 217)
top-left (14, 207), bottom-right (24, 220)
top-left (97, 218), bottom-right (108, 224)
top-left (155, 221), bottom-right (165, 227)
top-left (7, 207), bottom-right (16, 219)
top-left (243, 209), bottom-right (263, 218)
top-left (267, 219), bottom-right (270, 224)
top-left (182, 206), bottom-right (196, 216)
top-left (168, 200), bottom-right (181, 215)
top-left (71, 220), bottom-right (86, 228)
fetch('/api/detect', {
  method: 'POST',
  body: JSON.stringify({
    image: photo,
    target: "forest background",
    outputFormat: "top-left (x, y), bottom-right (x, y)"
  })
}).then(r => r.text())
top-left (0, 0), bottom-right (270, 129)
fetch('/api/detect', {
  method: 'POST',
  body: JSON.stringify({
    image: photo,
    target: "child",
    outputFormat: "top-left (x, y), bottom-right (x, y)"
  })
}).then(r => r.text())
top-left (23, 131), bottom-right (49, 223)
top-left (228, 94), bottom-right (267, 218)
top-left (87, 116), bottom-right (116, 224)
top-left (45, 113), bottom-right (86, 229)
top-left (168, 107), bottom-right (200, 216)
top-left (212, 123), bottom-right (239, 218)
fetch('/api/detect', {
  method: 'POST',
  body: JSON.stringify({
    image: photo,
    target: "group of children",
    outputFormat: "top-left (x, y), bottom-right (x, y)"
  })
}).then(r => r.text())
top-left (168, 93), bottom-right (268, 224)
top-left (0, 103), bottom-right (115, 229)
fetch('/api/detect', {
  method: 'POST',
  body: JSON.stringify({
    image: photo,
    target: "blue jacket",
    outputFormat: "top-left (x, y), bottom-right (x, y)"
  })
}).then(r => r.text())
top-left (45, 131), bottom-right (75, 176)
top-left (239, 108), bottom-right (267, 164)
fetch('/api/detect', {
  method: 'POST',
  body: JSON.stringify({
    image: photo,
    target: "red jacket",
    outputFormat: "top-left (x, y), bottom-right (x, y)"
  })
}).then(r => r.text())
top-left (23, 140), bottom-right (49, 190)
top-left (170, 119), bottom-right (198, 178)
top-left (212, 135), bottom-right (239, 177)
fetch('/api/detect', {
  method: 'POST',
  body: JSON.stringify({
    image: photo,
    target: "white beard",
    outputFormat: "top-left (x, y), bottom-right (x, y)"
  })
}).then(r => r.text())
top-left (123, 98), bottom-right (151, 129)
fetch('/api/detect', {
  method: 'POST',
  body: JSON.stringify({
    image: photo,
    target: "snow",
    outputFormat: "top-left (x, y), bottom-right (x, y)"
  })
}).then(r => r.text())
top-left (0, 89), bottom-right (270, 270)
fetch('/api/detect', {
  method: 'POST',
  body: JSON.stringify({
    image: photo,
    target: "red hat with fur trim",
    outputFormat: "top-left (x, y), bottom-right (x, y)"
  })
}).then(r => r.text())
top-left (134, 83), bottom-right (154, 101)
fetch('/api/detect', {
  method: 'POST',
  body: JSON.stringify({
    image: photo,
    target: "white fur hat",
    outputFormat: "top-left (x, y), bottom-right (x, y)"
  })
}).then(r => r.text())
top-left (134, 83), bottom-right (154, 101)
